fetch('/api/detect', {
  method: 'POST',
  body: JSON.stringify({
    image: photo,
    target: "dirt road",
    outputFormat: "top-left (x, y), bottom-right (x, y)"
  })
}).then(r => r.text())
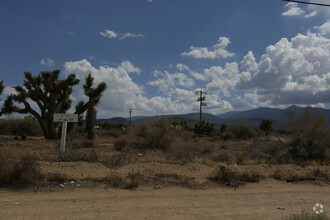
top-left (0, 180), bottom-right (329, 220)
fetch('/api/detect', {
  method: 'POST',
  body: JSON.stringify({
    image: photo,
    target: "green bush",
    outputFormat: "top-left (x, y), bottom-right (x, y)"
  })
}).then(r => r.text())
top-left (193, 120), bottom-right (214, 136)
top-left (259, 119), bottom-right (273, 135)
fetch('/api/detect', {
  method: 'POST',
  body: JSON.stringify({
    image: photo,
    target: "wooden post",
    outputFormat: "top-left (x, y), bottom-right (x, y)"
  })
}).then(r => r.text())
top-left (54, 113), bottom-right (78, 154)
top-left (60, 121), bottom-right (68, 153)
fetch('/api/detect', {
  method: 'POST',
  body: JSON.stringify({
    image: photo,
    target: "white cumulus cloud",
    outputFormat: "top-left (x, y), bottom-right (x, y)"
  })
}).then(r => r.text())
top-left (236, 27), bottom-right (330, 107)
top-left (63, 60), bottom-right (198, 116)
top-left (282, 2), bottom-right (317, 18)
top-left (314, 20), bottom-right (330, 36)
top-left (203, 62), bottom-right (240, 96)
top-left (181, 37), bottom-right (234, 59)
top-left (148, 70), bottom-right (195, 93)
top-left (282, 2), bottom-right (305, 16)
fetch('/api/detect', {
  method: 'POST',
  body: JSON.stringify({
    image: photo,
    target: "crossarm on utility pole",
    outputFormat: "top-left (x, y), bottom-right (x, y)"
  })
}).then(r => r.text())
top-left (195, 90), bottom-right (207, 122)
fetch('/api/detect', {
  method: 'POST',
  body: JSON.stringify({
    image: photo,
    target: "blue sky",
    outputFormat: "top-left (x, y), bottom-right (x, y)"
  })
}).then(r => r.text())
top-left (1, 0), bottom-right (330, 118)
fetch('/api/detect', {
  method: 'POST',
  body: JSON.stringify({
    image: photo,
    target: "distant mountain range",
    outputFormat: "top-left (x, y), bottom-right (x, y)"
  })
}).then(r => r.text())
top-left (96, 105), bottom-right (330, 128)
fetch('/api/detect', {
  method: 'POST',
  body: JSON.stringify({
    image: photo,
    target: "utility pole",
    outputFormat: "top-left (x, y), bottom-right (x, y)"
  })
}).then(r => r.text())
top-left (129, 109), bottom-right (133, 128)
top-left (195, 90), bottom-right (207, 122)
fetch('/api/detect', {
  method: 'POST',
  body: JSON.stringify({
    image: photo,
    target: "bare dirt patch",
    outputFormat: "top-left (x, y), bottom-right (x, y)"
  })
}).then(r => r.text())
top-left (0, 180), bottom-right (329, 220)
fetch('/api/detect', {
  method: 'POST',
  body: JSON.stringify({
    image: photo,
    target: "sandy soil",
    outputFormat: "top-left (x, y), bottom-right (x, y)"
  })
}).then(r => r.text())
top-left (0, 179), bottom-right (329, 220)
top-left (1, 136), bottom-right (329, 219)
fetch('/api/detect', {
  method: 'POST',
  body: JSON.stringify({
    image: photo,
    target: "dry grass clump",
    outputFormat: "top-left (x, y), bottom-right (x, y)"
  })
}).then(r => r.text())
top-left (209, 166), bottom-right (263, 187)
top-left (66, 139), bottom-right (95, 149)
top-left (59, 149), bottom-right (99, 162)
top-left (113, 137), bottom-right (128, 151)
top-left (167, 138), bottom-right (213, 164)
top-left (0, 146), bottom-right (40, 187)
top-left (99, 152), bottom-right (136, 168)
top-left (288, 210), bottom-right (329, 220)
top-left (311, 167), bottom-right (329, 181)
top-left (273, 167), bottom-right (288, 180)
top-left (101, 171), bottom-right (144, 189)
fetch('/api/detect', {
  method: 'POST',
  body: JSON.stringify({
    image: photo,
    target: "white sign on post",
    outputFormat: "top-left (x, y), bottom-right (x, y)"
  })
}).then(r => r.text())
top-left (54, 114), bottom-right (78, 123)
top-left (54, 114), bottom-right (78, 153)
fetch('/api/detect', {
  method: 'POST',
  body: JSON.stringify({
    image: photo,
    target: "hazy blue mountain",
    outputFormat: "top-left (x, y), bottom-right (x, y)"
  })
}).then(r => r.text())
top-left (219, 105), bottom-right (330, 127)
top-left (97, 117), bottom-right (129, 126)
top-left (96, 106), bottom-right (330, 128)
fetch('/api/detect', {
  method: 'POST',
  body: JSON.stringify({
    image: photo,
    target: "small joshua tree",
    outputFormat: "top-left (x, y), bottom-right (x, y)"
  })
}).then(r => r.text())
top-left (76, 74), bottom-right (106, 140)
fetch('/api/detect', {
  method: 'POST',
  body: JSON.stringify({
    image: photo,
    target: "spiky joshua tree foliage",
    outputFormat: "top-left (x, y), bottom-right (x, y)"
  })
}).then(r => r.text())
top-left (0, 80), bottom-right (4, 97)
top-left (76, 74), bottom-right (107, 140)
top-left (0, 70), bottom-right (80, 140)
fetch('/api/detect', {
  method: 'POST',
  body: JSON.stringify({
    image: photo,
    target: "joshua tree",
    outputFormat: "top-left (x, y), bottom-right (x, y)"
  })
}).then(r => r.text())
top-left (0, 80), bottom-right (4, 99)
top-left (0, 70), bottom-right (80, 140)
top-left (75, 74), bottom-right (106, 140)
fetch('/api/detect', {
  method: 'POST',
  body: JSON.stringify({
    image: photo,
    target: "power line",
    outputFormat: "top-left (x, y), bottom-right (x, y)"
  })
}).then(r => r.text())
top-left (282, 0), bottom-right (330, 7)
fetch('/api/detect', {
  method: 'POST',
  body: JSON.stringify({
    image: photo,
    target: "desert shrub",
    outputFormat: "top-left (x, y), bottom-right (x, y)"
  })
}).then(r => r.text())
top-left (209, 166), bottom-right (263, 187)
top-left (227, 124), bottom-right (256, 140)
top-left (273, 167), bottom-right (287, 180)
top-left (59, 149), bottom-right (99, 162)
top-left (193, 120), bottom-right (214, 136)
top-left (288, 134), bottom-right (327, 161)
top-left (220, 124), bottom-right (227, 133)
top-left (0, 117), bottom-right (43, 137)
top-left (67, 126), bottom-right (85, 139)
top-left (259, 119), bottom-right (273, 135)
top-left (247, 137), bottom-right (289, 163)
top-left (174, 130), bottom-right (194, 140)
top-left (168, 138), bottom-right (212, 164)
top-left (131, 119), bottom-right (171, 151)
top-left (220, 131), bottom-right (234, 141)
top-left (100, 153), bottom-right (135, 168)
top-left (114, 137), bottom-right (128, 151)
top-left (66, 139), bottom-right (94, 149)
top-left (286, 107), bottom-right (327, 133)
top-left (211, 152), bottom-right (230, 163)
top-left (311, 168), bottom-right (329, 181)
top-left (237, 155), bottom-right (248, 165)
top-left (123, 171), bottom-right (143, 189)
top-left (0, 146), bottom-right (40, 186)
top-left (108, 128), bottom-right (125, 138)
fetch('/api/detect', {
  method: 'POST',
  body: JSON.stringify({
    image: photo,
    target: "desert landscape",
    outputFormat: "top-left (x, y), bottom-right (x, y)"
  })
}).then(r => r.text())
top-left (2, 1), bottom-right (330, 219)
top-left (0, 117), bottom-right (329, 219)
